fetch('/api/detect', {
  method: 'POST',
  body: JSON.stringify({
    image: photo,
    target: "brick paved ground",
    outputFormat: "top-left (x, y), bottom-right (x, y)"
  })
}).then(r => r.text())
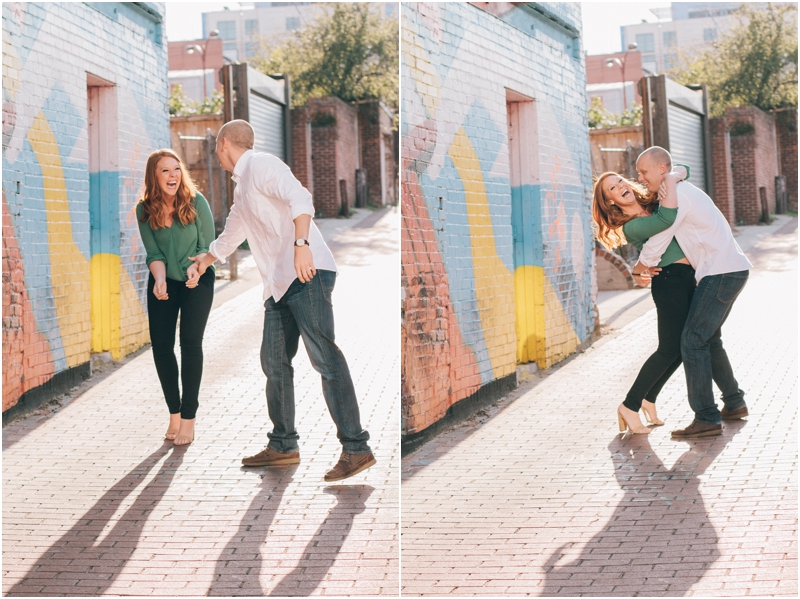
top-left (402, 219), bottom-right (798, 596)
top-left (3, 208), bottom-right (400, 596)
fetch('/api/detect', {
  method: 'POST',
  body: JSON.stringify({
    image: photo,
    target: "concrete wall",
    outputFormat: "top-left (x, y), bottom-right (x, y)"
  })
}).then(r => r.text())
top-left (401, 2), bottom-right (596, 437)
top-left (2, 2), bottom-right (170, 413)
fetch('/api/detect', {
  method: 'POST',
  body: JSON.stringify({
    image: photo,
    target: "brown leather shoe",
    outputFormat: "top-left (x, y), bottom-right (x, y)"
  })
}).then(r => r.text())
top-left (324, 452), bottom-right (376, 482)
top-left (721, 405), bottom-right (749, 420)
top-left (242, 447), bottom-right (300, 467)
top-left (671, 419), bottom-right (722, 438)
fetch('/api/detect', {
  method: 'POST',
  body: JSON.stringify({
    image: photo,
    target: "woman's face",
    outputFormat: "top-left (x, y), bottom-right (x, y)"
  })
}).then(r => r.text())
top-left (155, 156), bottom-right (182, 199)
top-left (601, 175), bottom-right (637, 209)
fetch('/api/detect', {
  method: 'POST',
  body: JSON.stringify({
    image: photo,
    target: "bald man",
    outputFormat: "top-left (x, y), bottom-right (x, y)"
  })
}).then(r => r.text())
top-left (633, 146), bottom-right (752, 439)
top-left (189, 120), bottom-right (375, 481)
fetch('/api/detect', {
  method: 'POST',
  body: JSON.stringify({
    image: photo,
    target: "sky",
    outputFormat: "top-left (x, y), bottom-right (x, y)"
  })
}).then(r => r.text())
top-left (164, 0), bottom-right (674, 54)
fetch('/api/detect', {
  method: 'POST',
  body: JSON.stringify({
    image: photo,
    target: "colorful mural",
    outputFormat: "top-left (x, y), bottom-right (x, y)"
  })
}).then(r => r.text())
top-left (401, 2), bottom-right (596, 436)
top-left (2, 2), bottom-right (169, 411)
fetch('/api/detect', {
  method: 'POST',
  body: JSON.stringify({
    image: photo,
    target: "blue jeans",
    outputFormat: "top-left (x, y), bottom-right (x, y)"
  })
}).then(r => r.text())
top-left (681, 270), bottom-right (749, 424)
top-left (261, 270), bottom-right (371, 454)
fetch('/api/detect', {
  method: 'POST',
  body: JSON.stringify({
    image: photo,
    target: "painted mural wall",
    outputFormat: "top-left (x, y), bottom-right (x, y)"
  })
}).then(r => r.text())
top-left (401, 2), bottom-right (597, 436)
top-left (2, 2), bottom-right (170, 411)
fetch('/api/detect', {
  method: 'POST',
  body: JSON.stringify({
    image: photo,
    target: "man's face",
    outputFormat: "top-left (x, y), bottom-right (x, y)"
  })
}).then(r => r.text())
top-left (215, 137), bottom-right (233, 172)
top-left (637, 155), bottom-right (666, 193)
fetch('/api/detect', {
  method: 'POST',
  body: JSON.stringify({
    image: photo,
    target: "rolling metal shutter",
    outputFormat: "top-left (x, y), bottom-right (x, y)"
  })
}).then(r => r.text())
top-left (249, 91), bottom-right (285, 160)
top-left (667, 104), bottom-right (706, 192)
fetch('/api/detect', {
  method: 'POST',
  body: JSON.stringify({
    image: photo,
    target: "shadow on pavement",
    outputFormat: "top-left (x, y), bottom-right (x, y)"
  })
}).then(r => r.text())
top-left (539, 420), bottom-right (747, 596)
top-left (268, 485), bottom-right (374, 597)
top-left (207, 465), bottom-right (297, 596)
top-left (6, 443), bottom-right (184, 596)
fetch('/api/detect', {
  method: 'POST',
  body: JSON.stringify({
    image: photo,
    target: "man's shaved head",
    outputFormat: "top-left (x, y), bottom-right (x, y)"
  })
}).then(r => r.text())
top-left (217, 119), bottom-right (255, 150)
top-left (637, 146), bottom-right (672, 170)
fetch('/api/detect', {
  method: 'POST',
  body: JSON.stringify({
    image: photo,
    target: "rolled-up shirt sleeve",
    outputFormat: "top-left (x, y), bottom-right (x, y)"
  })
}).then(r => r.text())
top-left (256, 158), bottom-right (314, 220)
top-left (136, 204), bottom-right (167, 266)
top-left (208, 202), bottom-right (248, 264)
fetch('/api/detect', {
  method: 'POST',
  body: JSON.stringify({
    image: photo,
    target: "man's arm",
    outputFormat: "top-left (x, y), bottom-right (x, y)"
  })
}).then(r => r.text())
top-left (293, 214), bottom-right (316, 283)
top-left (188, 202), bottom-right (247, 276)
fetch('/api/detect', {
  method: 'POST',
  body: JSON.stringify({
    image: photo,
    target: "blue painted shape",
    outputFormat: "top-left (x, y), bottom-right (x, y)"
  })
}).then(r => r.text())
top-left (89, 171), bottom-right (121, 256)
top-left (511, 183), bottom-right (543, 269)
top-left (1, 2), bottom-right (46, 68)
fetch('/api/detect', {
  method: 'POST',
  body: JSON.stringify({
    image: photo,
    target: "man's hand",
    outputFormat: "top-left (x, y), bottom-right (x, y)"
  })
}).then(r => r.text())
top-left (186, 263), bottom-right (200, 288)
top-left (295, 245), bottom-right (316, 283)
top-left (188, 253), bottom-right (210, 277)
top-left (153, 278), bottom-right (169, 300)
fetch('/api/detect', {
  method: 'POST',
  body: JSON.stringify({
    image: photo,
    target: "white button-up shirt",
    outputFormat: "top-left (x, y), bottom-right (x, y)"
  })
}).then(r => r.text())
top-left (208, 150), bottom-right (337, 302)
top-left (639, 181), bottom-right (752, 282)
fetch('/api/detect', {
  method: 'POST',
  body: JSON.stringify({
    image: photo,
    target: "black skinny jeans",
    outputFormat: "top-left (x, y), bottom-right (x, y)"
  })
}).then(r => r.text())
top-left (147, 269), bottom-right (214, 419)
top-left (623, 263), bottom-right (696, 412)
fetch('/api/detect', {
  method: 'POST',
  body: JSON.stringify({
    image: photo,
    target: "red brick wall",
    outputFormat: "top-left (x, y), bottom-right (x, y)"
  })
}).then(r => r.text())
top-left (776, 109), bottom-right (798, 212)
top-left (359, 102), bottom-right (384, 206)
top-left (2, 194), bottom-right (55, 411)
top-left (727, 106), bottom-right (780, 225)
top-left (308, 97), bottom-right (358, 218)
top-left (291, 107), bottom-right (313, 196)
top-left (710, 116), bottom-right (736, 225)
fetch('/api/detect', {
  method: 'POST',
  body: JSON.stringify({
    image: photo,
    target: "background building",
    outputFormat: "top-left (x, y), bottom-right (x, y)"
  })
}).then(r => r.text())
top-left (202, 2), bottom-right (397, 63)
top-left (168, 36), bottom-right (224, 102)
top-left (2, 2), bottom-right (170, 418)
top-left (585, 50), bottom-right (644, 112)
top-left (402, 2), bottom-right (595, 450)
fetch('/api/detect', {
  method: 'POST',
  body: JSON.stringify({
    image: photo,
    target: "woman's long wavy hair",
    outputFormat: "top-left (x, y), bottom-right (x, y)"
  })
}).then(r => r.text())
top-left (138, 149), bottom-right (197, 230)
top-left (592, 172), bottom-right (657, 250)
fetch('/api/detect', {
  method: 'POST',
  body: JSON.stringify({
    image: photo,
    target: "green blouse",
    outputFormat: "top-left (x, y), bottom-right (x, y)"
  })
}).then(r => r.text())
top-left (136, 192), bottom-right (215, 282)
top-left (622, 205), bottom-right (686, 267)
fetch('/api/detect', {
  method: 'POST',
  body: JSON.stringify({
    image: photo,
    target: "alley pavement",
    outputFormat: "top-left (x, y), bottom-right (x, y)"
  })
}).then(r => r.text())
top-left (3, 207), bottom-right (400, 596)
top-left (402, 218), bottom-right (797, 596)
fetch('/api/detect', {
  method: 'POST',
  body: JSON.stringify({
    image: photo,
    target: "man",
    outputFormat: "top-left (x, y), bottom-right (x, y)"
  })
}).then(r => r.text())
top-left (633, 146), bottom-right (752, 439)
top-left (189, 119), bottom-right (375, 481)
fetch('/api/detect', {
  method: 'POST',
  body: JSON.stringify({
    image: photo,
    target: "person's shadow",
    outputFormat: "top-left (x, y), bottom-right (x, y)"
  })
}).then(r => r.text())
top-left (6, 442), bottom-right (185, 596)
top-left (268, 485), bottom-right (374, 597)
top-left (539, 421), bottom-right (747, 596)
top-left (207, 465), bottom-right (297, 596)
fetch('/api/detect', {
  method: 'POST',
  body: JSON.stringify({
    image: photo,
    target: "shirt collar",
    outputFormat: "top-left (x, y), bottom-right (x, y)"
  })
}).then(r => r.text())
top-left (232, 149), bottom-right (254, 183)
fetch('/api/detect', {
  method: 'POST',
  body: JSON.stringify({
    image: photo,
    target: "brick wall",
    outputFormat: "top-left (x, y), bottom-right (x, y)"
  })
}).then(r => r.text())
top-left (359, 101), bottom-right (395, 206)
top-left (776, 109), bottom-right (798, 212)
top-left (727, 106), bottom-right (780, 225)
top-left (710, 116), bottom-right (736, 225)
top-left (402, 2), bottom-right (595, 437)
top-left (308, 97), bottom-right (358, 218)
top-left (290, 107), bottom-right (313, 195)
top-left (2, 2), bottom-right (170, 412)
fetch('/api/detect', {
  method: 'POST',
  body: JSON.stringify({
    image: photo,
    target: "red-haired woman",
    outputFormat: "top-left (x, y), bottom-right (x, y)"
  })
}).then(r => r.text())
top-left (137, 149), bottom-right (215, 446)
top-left (592, 166), bottom-right (688, 434)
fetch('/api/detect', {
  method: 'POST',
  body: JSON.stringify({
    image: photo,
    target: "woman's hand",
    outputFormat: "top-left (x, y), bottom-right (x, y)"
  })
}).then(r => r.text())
top-left (153, 278), bottom-right (169, 300)
top-left (186, 264), bottom-right (200, 288)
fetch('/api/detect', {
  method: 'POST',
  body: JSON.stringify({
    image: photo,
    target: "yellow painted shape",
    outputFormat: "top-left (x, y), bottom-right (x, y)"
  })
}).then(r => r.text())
top-left (27, 111), bottom-right (91, 368)
top-left (514, 265), bottom-right (545, 364)
top-left (90, 253), bottom-right (121, 359)
top-left (449, 127), bottom-right (516, 380)
top-left (119, 265), bottom-right (150, 357)
top-left (541, 275), bottom-right (580, 369)
top-left (402, 14), bottom-right (441, 115)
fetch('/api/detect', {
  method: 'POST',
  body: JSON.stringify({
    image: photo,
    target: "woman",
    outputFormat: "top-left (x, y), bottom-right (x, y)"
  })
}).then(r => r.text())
top-left (137, 149), bottom-right (215, 446)
top-left (593, 166), bottom-right (691, 434)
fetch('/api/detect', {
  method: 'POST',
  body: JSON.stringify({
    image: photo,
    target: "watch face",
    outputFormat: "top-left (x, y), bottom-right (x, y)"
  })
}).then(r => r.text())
top-left (296, 239), bottom-right (307, 246)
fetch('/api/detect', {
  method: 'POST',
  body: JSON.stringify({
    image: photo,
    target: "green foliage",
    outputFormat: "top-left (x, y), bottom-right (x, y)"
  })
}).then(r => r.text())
top-left (168, 84), bottom-right (224, 117)
top-left (669, 3), bottom-right (798, 117)
top-left (587, 97), bottom-right (643, 129)
top-left (251, 4), bottom-right (398, 112)
top-left (310, 111), bottom-right (337, 127)
top-left (728, 120), bottom-right (756, 136)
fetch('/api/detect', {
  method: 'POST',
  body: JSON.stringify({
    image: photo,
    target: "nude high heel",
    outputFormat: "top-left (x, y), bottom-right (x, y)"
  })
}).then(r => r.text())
top-left (617, 407), bottom-right (651, 434)
top-left (641, 400), bottom-right (664, 426)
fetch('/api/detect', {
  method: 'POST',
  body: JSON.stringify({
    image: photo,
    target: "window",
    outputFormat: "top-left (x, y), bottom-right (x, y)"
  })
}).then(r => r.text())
top-left (642, 54), bottom-right (657, 74)
top-left (245, 41), bottom-right (260, 58)
top-left (663, 31), bottom-right (676, 47)
top-left (703, 28), bottom-right (717, 42)
top-left (245, 19), bottom-right (259, 36)
top-left (217, 20), bottom-right (236, 40)
top-left (664, 53), bottom-right (677, 70)
top-left (636, 33), bottom-right (654, 53)
top-left (286, 16), bottom-right (300, 31)
top-left (223, 41), bottom-right (238, 61)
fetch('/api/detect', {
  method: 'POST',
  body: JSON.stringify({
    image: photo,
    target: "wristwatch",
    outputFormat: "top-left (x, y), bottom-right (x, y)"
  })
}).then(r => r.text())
top-left (294, 238), bottom-right (309, 247)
